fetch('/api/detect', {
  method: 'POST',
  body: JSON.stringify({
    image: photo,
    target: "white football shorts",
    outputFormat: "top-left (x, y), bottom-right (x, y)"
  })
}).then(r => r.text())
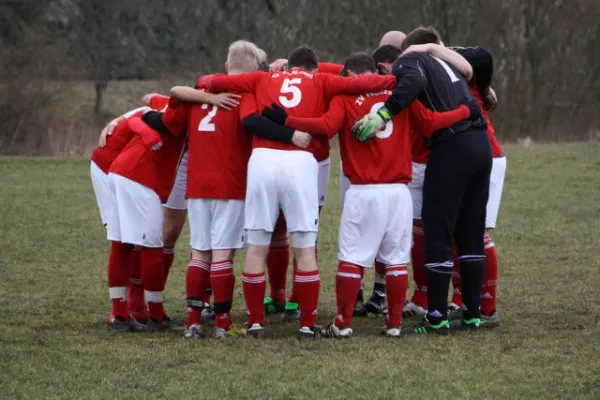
top-left (90, 161), bottom-right (113, 227)
top-left (339, 160), bottom-right (351, 209)
top-left (338, 184), bottom-right (412, 267)
top-left (164, 150), bottom-right (188, 211)
top-left (245, 148), bottom-right (319, 241)
top-left (106, 173), bottom-right (164, 248)
top-left (408, 162), bottom-right (426, 220)
top-left (486, 156), bottom-right (507, 229)
top-left (188, 198), bottom-right (245, 251)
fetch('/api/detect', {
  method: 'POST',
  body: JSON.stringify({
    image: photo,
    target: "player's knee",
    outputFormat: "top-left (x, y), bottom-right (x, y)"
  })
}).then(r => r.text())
top-left (212, 249), bottom-right (235, 262)
top-left (162, 210), bottom-right (186, 246)
top-left (290, 231), bottom-right (317, 249)
top-left (247, 229), bottom-right (272, 247)
top-left (191, 249), bottom-right (211, 263)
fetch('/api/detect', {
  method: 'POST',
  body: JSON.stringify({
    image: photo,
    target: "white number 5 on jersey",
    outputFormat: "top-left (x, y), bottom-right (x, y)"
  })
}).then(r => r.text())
top-left (198, 104), bottom-right (218, 132)
top-left (279, 78), bottom-right (302, 108)
top-left (371, 102), bottom-right (393, 139)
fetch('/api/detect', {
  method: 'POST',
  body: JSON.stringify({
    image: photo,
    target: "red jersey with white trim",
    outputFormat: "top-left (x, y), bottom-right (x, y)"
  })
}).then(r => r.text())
top-left (202, 70), bottom-right (395, 158)
top-left (91, 111), bottom-right (142, 174)
top-left (469, 82), bottom-right (503, 157)
top-left (109, 100), bottom-right (187, 203)
top-left (161, 92), bottom-right (255, 200)
top-left (284, 91), bottom-right (469, 185)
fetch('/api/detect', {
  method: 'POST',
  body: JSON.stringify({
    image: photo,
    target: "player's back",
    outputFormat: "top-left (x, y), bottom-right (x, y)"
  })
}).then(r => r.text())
top-left (253, 69), bottom-right (331, 154)
top-left (91, 112), bottom-right (140, 173)
top-left (110, 125), bottom-right (186, 202)
top-left (394, 52), bottom-right (486, 147)
top-left (186, 99), bottom-right (252, 200)
top-left (337, 90), bottom-right (412, 185)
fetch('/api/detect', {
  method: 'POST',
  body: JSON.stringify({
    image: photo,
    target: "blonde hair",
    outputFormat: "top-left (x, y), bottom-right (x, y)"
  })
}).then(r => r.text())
top-left (256, 48), bottom-right (267, 64)
top-left (227, 40), bottom-right (260, 73)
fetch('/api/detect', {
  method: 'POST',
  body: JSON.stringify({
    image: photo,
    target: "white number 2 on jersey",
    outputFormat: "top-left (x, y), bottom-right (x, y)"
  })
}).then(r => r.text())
top-left (279, 78), bottom-right (302, 108)
top-left (198, 103), bottom-right (218, 132)
top-left (431, 56), bottom-right (460, 83)
top-left (371, 102), bottom-right (393, 139)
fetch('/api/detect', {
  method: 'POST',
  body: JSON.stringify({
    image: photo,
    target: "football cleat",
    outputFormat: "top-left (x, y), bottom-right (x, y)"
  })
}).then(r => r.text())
top-left (201, 304), bottom-right (215, 321)
top-left (365, 290), bottom-right (387, 315)
top-left (481, 310), bottom-right (500, 328)
top-left (401, 316), bottom-right (450, 335)
top-left (108, 311), bottom-right (115, 326)
top-left (184, 323), bottom-right (204, 339)
top-left (321, 322), bottom-right (353, 339)
top-left (447, 302), bottom-right (464, 321)
top-left (402, 301), bottom-right (427, 318)
top-left (147, 316), bottom-right (172, 332)
top-left (111, 316), bottom-right (145, 332)
top-left (264, 296), bottom-right (286, 314)
top-left (298, 326), bottom-right (321, 340)
top-left (246, 323), bottom-right (264, 339)
top-left (282, 301), bottom-right (300, 322)
top-left (381, 326), bottom-right (401, 337)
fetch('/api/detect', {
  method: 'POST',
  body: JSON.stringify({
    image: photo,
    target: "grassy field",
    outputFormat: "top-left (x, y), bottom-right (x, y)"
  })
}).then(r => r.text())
top-left (1, 144), bottom-right (600, 399)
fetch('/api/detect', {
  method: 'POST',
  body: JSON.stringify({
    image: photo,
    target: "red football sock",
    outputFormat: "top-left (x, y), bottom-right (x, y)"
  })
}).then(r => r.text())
top-left (108, 241), bottom-right (133, 319)
top-left (481, 235), bottom-right (499, 315)
top-left (451, 247), bottom-right (463, 307)
top-left (288, 258), bottom-right (299, 303)
top-left (127, 247), bottom-right (145, 312)
top-left (295, 270), bottom-right (320, 327)
top-left (162, 247), bottom-right (175, 285)
top-left (141, 247), bottom-right (166, 321)
top-left (335, 262), bottom-right (363, 328)
top-left (242, 272), bottom-right (266, 326)
top-left (410, 224), bottom-right (428, 307)
top-left (210, 260), bottom-right (235, 330)
top-left (266, 237), bottom-right (290, 303)
top-left (385, 264), bottom-right (409, 328)
top-left (185, 259), bottom-right (210, 327)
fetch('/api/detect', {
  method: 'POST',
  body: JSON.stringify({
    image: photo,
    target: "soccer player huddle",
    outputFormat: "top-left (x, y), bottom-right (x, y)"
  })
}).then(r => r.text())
top-left (90, 26), bottom-right (505, 340)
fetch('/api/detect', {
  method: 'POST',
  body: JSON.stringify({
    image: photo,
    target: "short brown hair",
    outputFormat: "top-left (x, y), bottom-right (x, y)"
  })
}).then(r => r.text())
top-left (401, 26), bottom-right (442, 51)
top-left (340, 52), bottom-right (376, 76)
top-left (287, 45), bottom-right (318, 71)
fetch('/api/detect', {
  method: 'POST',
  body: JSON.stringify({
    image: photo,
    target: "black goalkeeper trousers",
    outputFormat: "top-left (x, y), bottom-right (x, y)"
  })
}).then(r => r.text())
top-left (422, 129), bottom-right (492, 269)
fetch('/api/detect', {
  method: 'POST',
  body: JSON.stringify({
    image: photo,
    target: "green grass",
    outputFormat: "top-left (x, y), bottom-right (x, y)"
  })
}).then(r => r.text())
top-left (1, 144), bottom-right (600, 399)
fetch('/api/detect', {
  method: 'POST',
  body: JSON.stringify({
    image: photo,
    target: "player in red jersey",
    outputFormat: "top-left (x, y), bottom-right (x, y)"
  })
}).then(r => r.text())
top-left (140, 41), bottom-right (264, 338)
top-left (103, 94), bottom-right (189, 332)
top-left (199, 45), bottom-right (396, 339)
top-left (261, 52), bottom-right (475, 337)
top-left (92, 98), bottom-right (168, 327)
top-left (262, 60), bottom-right (344, 323)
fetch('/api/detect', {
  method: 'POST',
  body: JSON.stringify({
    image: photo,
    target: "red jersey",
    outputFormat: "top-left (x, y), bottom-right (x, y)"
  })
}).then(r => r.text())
top-left (160, 92), bottom-right (255, 200)
top-left (317, 62), bottom-right (343, 75)
top-left (91, 111), bottom-right (142, 174)
top-left (469, 82), bottom-right (503, 157)
top-left (202, 70), bottom-right (395, 159)
top-left (411, 130), bottom-right (429, 164)
top-left (90, 95), bottom-right (170, 173)
top-left (285, 91), bottom-right (469, 185)
top-left (148, 94), bottom-right (170, 111)
top-left (109, 99), bottom-right (187, 203)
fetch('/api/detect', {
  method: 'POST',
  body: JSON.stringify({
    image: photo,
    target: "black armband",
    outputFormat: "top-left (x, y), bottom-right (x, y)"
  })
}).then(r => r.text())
top-left (242, 114), bottom-right (294, 144)
top-left (141, 111), bottom-right (170, 135)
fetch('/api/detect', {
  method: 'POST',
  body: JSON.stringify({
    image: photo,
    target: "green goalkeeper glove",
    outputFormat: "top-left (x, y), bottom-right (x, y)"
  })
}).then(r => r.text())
top-left (351, 107), bottom-right (392, 142)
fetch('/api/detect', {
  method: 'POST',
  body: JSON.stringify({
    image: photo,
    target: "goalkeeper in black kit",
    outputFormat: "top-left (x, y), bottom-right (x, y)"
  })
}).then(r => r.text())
top-left (352, 26), bottom-right (493, 334)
